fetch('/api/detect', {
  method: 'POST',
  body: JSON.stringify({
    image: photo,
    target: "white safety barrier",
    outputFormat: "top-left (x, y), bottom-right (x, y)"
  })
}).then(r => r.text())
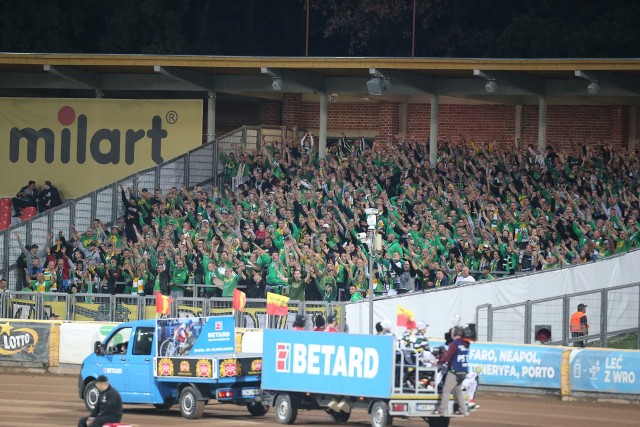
top-left (59, 322), bottom-right (118, 364)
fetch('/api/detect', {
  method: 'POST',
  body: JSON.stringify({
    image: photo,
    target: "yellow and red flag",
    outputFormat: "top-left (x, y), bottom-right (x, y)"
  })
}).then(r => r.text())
top-left (397, 305), bottom-right (415, 327)
top-left (232, 288), bottom-right (247, 311)
top-left (266, 292), bottom-right (289, 316)
top-left (156, 292), bottom-right (172, 315)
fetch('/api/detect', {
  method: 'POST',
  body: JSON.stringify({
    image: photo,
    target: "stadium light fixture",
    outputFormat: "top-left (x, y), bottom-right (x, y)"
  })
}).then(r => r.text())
top-left (575, 70), bottom-right (600, 95)
top-left (367, 68), bottom-right (390, 96)
top-left (474, 69), bottom-right (498, 93)
top-left (271, 76), bottom-right (283, 91)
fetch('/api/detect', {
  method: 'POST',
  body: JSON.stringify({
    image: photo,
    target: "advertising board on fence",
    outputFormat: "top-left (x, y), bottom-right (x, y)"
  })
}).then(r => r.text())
top-left (570, 349), bottom-right (640, 394)
top-left (430, 340), bottom-right (564, 389)
top-left (155, 316), bottom-right (235, 357)
top-left (262, 330), bottom-right (394, 398)
top-left (0, 320), bottom-right (51, 363)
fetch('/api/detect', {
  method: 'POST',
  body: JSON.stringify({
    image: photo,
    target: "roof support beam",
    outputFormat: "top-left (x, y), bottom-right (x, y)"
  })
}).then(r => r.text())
top-left (576, 70), bottom-right (640, 95)
top-left (261, 67), bottom-right (325, 92)
top-left (154, 66), bottom-right (215, 91)
top-left (43, 65), bottom-right (101, 90)
top-left (375, 68), bottom-right (436, 94)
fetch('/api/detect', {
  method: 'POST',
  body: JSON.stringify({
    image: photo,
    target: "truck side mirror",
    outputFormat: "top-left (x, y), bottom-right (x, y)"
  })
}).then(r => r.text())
top-left (94, 341), bottom-right (104, 355)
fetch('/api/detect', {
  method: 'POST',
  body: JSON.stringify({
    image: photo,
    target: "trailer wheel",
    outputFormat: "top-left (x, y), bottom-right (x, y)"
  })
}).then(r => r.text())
top-left (247, 402), bottom-right (269, 416)
top-left (371, 401), bottom-right (392, 427)
top-left (83, 381), bottom-right (100, 412)
top-left (275, 393), bottom-right (299, 424)
top-left (425, 416), bottom-right (450, 427)
top-left (329, 410), bottom-right (351, 422)
top-left (180, 386), bottom-right (205, 419)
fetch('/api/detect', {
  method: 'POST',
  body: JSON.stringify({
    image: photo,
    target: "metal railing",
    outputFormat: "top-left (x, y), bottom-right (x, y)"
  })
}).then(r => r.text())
top-left (0, 290), bottom-right (346, 329)
top-left (475, 282), bottom-right (640, 349)
top-left (0, 140), bottom-right (218, 290)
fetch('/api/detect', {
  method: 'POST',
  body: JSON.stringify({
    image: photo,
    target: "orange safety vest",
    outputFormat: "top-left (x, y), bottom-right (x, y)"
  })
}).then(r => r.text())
top-left (570, 311), bottom-right (588, 332)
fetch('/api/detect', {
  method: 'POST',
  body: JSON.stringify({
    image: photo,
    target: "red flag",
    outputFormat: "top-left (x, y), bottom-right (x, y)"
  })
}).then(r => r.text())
top-left (232, 288), bottom-right (247, 311)
top-left (156, 292), bottom-right (172, 315)
top-left (266, 292), bottom-right (289, 316)
top-left (397, 305), bottom-right (414, 327)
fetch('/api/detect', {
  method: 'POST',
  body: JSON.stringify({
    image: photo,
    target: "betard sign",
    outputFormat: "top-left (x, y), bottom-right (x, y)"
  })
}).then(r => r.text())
top-left (262, 330), bottom-right (394, 398)
top-left (0, 98), bottom-right (203, 197)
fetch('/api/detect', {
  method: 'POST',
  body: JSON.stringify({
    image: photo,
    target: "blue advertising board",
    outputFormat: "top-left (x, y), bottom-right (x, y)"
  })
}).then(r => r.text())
top-left (156, 316), bottom-right (235, 357)
top-left (431, 340), bottom-right (564, 389)
top-left (570, 349), bottom-right (640, 394)
top-left (262, 330), bottom-right (394, 398)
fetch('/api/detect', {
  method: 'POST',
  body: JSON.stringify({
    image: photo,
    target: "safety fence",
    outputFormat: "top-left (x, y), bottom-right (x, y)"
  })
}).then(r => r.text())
top-left (0, 291), bottom-right (344, 330)
top-left (475, 282), bottom-right (640, 349)
top-left (0, 140), bottom-right (218, 289)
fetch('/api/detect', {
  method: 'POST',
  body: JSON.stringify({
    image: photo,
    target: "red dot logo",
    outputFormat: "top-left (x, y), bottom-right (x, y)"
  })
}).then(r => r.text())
top-left (58, 106), bottom-right (76, 126)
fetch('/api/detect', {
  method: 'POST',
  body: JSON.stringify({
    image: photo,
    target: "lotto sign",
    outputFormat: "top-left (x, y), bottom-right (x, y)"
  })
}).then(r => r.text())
top-left (262, 330), bottom-right (394, 398)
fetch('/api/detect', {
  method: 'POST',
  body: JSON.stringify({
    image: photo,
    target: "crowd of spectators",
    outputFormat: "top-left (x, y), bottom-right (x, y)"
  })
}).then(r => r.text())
top-left (6, 132), bottom-right (640, 304)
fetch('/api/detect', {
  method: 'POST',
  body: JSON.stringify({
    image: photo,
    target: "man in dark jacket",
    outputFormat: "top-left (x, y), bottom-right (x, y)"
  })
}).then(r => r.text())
top-left (12, 180), bottom-right (37, 217)
top-left (78, 375), bottom-right (122, 427)
top-left (433, 326), bottom-right (470, 416)
top-left (37, 180), bottom-right (62, 212)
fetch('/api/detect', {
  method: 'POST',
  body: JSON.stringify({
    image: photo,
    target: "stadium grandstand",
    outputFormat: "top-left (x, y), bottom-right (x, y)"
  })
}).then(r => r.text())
top-left (0, 54), bottom-right (639, 330)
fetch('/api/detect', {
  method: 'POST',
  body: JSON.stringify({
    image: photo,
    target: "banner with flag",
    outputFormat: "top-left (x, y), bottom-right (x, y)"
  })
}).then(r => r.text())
top-left (232, 288), bottom-right (247, 311)
top-left (397, 305), bottom-right (414, 327)
top-left (156, 293), bottom-right (172, 315)
top-left (266, 292), bottom-right (290, 316)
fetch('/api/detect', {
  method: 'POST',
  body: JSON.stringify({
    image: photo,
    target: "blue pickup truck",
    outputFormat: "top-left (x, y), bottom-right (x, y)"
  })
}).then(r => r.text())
top-left (78, 316), bottom-right (268, 419)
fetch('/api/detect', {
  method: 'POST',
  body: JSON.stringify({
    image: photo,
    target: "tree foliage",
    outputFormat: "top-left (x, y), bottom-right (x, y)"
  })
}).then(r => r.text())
top-left (0, 0), bottom-right (638, 57)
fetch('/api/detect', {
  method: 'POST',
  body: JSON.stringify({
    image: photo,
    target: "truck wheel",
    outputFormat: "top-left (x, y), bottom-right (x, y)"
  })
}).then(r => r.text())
top-left (371, 401), bottom-right (392, 427)
top-left (180, 386), bottom-right (205, 419)
top-left (425, 417), bottom-right (450, 427)
top-left (83, 381), bottom-right (100, 412)
top-left (275, 393), bottom-right (299, 424)
top-left (247, 402), bottom-right (269, 416)
top-left (330, 410), bottom-right (351, 422)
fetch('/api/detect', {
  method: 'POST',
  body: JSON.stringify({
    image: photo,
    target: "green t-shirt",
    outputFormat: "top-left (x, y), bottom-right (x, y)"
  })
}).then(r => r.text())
top-left (288, 278), bottom-right (306, 301)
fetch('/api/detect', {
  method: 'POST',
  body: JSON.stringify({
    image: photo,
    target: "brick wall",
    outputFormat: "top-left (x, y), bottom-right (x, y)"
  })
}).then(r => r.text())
top-left (407, 104), bottom-right (516, 149)
top-left (218, 98), bottom-right (636, 151)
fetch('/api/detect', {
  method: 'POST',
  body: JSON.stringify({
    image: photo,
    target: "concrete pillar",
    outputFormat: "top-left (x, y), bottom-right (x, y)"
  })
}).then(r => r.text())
top-left (515, 104), bottom-right (524, 150)
top-left (399, 102), bottom-right (408, 136)
top-left (318, 93), bottom-right (328, 160)
top-left (537, 96), bottom-right (547, 149)
top-left (429, 95), bottom-right (439, 169)
top-left (207, 91), bottom-right (216, 143)
top-left (629, 105), bottom-right (637, 151)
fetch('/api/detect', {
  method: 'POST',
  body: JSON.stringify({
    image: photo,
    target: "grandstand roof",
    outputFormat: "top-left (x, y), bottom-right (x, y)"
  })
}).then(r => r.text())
top-left (1, 53), bottom-right (639, 105)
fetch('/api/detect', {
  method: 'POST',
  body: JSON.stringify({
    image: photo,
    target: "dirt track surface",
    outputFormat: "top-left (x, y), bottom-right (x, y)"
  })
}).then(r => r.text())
top-left (1, 373), bottom-right (639, 427)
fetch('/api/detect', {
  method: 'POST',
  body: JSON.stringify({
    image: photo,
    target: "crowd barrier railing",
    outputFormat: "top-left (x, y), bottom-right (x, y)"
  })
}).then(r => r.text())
top-left (476, 282), bottom-right (640, 349)
top-left (0, 291), bottom-right (345, 330)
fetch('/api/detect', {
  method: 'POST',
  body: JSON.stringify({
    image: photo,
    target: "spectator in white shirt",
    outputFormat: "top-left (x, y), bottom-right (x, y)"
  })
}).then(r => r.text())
top-left (455, 266), bottom-right (476, 285)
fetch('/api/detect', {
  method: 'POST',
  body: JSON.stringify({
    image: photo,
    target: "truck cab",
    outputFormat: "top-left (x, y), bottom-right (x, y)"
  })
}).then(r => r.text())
top-left (79, 317), bottom-right (267, 419)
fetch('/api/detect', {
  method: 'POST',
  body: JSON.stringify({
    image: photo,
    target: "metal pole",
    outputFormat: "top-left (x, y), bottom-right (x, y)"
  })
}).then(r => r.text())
top-left (601, 290), bottom-right (608, 347)
top-left (411, 0), bottom-right (417, 57)
top-left (368, 228), bottom-right (374, 335)
top-left (429, 94), bottom-right (439, 169)
top-left (305, 0), bottom-right (310, 56)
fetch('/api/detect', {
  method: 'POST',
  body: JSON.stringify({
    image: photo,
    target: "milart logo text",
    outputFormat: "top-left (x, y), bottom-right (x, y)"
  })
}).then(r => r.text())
top-left (9, 105), bottom-right (172, 165)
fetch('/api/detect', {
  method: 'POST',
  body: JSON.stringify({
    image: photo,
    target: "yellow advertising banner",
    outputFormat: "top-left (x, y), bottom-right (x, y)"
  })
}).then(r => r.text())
top-left (0, 98), bottom-right (203, 197)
